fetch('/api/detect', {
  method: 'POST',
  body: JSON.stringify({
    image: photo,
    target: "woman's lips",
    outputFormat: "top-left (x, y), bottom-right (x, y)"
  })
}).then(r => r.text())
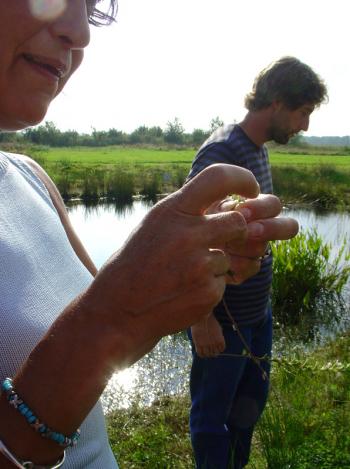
top-left (22, 53), bottom-right (67, 80)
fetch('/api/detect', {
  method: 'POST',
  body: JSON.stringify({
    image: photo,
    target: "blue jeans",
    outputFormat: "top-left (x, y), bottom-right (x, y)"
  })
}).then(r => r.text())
top-left (188, 306), bottom-right (272, 469)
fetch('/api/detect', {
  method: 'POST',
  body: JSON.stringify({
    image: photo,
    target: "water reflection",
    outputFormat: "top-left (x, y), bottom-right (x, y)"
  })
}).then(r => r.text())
top-left (285, 205), bottom-right (350, 251)
top-left (101, 334), bottom-right (191, 413)
top-left (68, 202), bottom-right (350, 269)
top-left (67, 199), bottom-right (155, 268)
top-left (67, 202), bottom-right (350, 411)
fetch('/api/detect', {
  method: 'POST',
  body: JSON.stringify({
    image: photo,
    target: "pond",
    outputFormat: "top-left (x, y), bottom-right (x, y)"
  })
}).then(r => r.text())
top-left (67, 201), bottom-right (350, 411)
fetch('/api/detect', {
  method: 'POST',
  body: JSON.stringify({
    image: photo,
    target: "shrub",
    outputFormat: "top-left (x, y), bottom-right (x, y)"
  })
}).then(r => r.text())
top-left (140, 173), bottom-right (161, 202)
top-left (105, 168), bottom-right (134, 203)
top-left (81, 168), bottom-right (104, 203)
top-left (271, 229), bottom-right (350, 331)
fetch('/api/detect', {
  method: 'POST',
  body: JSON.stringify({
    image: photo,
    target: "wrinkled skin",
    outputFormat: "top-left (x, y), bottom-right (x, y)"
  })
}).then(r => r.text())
top-left (0, 0), bottom-right (90, 130)
top-left (190, 192), bottom-right (298, 357)
top-left (0, 2), bottom-right (299, 466)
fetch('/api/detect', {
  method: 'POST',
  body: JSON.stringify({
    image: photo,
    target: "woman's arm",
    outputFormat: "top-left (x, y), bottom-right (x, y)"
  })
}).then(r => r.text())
top-left (0, 164), bottom-right (297, 467)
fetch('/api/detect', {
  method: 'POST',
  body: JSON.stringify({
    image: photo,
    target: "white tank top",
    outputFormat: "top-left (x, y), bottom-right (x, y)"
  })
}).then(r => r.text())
top-left (0, 151), bottom-right (118, 468)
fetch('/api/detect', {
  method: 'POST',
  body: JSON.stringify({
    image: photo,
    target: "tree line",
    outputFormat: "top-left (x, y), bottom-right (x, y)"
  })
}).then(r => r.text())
top-left (1, 118), bottom-right (348, 148)
top-left (0, 117), bottom-right (225, 148)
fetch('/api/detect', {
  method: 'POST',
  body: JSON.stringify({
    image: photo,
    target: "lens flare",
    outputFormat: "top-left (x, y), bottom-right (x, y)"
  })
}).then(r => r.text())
top-left (29, 0), bottom-right (67, 21)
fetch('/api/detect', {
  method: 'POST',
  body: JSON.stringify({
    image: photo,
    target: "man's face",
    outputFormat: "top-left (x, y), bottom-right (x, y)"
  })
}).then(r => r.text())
top-left (0, 1), bottom-right (93, 130)
top-left (269, 103), bottom-right (315, 145)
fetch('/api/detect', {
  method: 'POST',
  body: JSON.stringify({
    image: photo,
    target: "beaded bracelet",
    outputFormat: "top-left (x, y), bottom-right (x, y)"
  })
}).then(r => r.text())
top-left (0, 439), bottom-right (65, 469)
top-left (1, 378), bottom-right (80, 447)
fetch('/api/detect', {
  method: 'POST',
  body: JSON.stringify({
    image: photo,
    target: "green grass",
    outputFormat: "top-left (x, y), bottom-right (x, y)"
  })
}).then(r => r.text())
top-left (269, 152), bottom-right (350, 168)
top-left (30, 146), bottom-right (196, 165)
top-left (23, 145), bottom-right (350, 207)
top-left (106, 332), bottom-right (350, 468)
top-left (28, 145), bottom-right (350, 167)
top-left (107, 396), bottom-right (193, 469)
top-left (252, 334), bottom-right (350, 469)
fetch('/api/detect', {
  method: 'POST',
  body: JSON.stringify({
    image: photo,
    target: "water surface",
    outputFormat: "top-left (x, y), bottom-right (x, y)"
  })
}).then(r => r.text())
top-left (67, 202), bottom-right (350, 411)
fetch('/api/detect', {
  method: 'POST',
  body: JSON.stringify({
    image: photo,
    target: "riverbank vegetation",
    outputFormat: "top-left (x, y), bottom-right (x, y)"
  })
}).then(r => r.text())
top-left (106, 332), bottom-right (350, 468)
top-left (106, 229), bottom-right (350, 468)
top-left (2, 144), bottom-right (349, 208)
top-left (2, 130), bottom-right (349, 465)
top-left (272, 230), bottom-right (350, 340)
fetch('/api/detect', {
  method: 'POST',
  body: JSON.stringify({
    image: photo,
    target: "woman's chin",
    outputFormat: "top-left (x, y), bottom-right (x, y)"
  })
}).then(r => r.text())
top-left (0, 108), bottom-right (48, 131)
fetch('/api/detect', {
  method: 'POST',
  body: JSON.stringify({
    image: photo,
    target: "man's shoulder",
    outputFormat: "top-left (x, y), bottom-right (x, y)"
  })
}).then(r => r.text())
top-left (198, 124), bottom-right (236, 152)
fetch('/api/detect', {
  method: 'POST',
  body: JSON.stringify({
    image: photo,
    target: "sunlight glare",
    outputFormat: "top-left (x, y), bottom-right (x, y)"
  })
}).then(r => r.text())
top-left (29, 0), bottom-right (67, 21)
top-left (110, 367), bottom-right (137, 392)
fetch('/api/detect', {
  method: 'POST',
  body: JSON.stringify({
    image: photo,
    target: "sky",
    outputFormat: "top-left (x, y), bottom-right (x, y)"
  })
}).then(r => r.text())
top-left (43, 0), bottom-right (350, 137)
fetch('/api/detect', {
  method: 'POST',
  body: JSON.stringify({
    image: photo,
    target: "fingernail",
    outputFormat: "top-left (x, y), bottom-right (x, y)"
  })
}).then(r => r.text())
top-left (248, 222), bottom-right (264, 237)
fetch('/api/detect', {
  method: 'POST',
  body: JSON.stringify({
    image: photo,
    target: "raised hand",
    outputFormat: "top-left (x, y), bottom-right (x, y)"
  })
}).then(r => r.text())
top-left (205, 192), bottom-right (299, 284)
top-left (85, 164), bottom-right (260, 350)
top-left (0, 164), bottom-right (296, 465)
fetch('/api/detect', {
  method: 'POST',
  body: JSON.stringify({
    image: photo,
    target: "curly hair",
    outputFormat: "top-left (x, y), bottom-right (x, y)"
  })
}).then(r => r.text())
top-left (245, 57), bottom-right (328, 111)
top-left (89, 0), bottom-right (118, 26)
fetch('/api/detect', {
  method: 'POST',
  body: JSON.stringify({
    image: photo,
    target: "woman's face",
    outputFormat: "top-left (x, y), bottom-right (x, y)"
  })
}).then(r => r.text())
top-left (0, 0), bottom-right (91, 130)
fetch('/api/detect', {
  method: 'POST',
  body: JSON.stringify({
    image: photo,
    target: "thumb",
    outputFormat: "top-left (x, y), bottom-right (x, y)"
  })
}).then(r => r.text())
top-left (176, 164), bottom-right (260, 215)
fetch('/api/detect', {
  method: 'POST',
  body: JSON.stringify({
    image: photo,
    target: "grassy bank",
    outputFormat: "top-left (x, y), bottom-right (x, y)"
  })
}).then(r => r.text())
top-left (106, 332), bottom-right (350, 468)
top-left (17, 145), bottom-right (350, 208)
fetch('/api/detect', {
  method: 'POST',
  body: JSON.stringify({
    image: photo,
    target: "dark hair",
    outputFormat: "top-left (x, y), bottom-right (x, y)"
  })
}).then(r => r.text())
top-left (245, 56), bottom-right (328, 111)
top-left (89, 0), bottom-right (118, 27)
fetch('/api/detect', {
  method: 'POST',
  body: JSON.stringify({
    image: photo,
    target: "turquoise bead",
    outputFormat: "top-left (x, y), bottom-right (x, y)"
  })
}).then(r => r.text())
top-left (39, 425), bottom-right (47, 433)
top-left (2, 378), bottom-right (81, 448)
top-left (25, 410), bottom-right (33, 418)
top-left (2, 379), bottom-right (12, 392)
top-left (19, 404), bottom-right (29, 415)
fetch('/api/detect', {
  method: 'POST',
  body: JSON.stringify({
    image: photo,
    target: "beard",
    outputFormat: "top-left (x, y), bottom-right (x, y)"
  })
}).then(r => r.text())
top-left (270, 126), bottom-right (291, 145)
top-left (270, 124), bottom-right (294, 145)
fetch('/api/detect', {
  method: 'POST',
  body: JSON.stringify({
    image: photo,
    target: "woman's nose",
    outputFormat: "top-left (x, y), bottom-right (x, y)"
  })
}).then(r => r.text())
top-left (48, 0), bottom-right (90, 50)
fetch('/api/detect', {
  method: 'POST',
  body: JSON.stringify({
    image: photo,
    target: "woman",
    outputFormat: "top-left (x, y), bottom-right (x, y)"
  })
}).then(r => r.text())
top-left (0, 1), bottom-right (298, 468)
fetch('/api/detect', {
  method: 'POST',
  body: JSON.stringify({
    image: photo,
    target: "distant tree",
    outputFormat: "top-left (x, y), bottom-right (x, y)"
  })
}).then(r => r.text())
top-left (60, 130), bottom-right (79, 146)
top-left (106, 128), bottom-right (125, 145)
top-left (129, 126), bottom-right (147, 144)
top-left (24, 121), bottom-right (61, 146)
top-left (288, 134), bottom-right (306, 147)
top-left (210, 116), bottom-right (224, 133)
top-left (0, 131), bottom-right (17, 143)
top-left (149, 126), bottom-right (163, 136)
top-left (129, 126), bottom-right (163, 145)
top-left (164, 117), bottom-right (184, 144)
top-left (91, 128), bottom-right (108, 146)
top-left (191, 128), bottom-right (209, 147)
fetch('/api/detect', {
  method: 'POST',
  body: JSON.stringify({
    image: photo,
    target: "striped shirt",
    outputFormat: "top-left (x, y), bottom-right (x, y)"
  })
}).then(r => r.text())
top-left (188, 124), bottom-right (273, 327)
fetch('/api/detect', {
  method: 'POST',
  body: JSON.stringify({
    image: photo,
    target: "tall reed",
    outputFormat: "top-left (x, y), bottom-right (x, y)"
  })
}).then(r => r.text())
top-left (81, 168), bottom-right (104, 203)
top-left (271, 229), bottom-right (350, 333)
top-left (140, 173), bottom-right (162, 202)
top-left (105, 168), bottom-right (135, 203)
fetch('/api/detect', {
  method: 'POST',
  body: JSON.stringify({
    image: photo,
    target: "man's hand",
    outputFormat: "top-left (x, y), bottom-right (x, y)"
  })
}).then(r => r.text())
top-left (191, 314), bottom-right (226, 357)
